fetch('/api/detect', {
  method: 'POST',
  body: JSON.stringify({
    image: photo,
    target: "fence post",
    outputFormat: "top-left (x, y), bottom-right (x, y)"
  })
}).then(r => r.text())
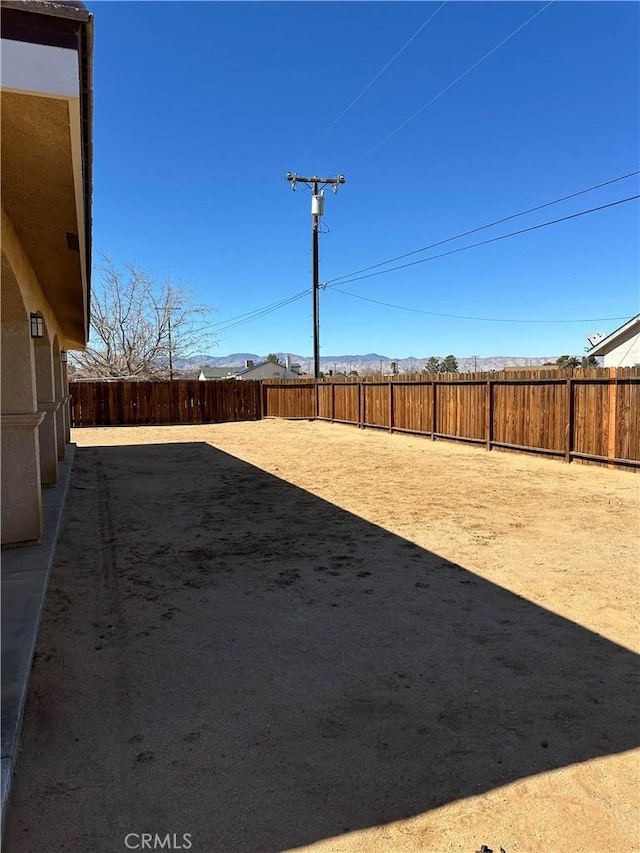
top-left (69, 383), bottom-right (75, 428)
top-left (357, 381), bottom-right (362, 428)
top-left (431, 381), bottom-right (437, 440)
top-left (389, 380), bottom-right (394, 433)
top-left (565, 377), bottom-right (574, 463)
top-left (331, 382), bottom-right (335, 423)
top-left (607, 367), bottom-right (618, 467)
top-left (486, 380), bottom-right (493, 451)
top-left (362, 381), bottom-right (366, 428)
top-left (260, 381), bottom-right (266, 419)
top-left (314, 381), bottom-right (319, 420)
top-left (166, 381), bottom-right (172, 425)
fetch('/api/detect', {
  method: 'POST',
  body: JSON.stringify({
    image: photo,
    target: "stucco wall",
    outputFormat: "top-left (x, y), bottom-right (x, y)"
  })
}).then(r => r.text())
top-left (1, 205), bottom-right (66, 346)
top-left (602, 330), bottom-right (640, 368)
top-left (1, 206), bottom-right (69, 543)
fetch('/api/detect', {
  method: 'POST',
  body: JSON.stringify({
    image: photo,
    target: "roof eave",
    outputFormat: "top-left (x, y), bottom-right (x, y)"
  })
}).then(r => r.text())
top-left (587, 315), bottom-right (640, 354)
top-left (0, 1), bottom-right (91, 23)
top-left (1, 0), bottom-right (93, 345)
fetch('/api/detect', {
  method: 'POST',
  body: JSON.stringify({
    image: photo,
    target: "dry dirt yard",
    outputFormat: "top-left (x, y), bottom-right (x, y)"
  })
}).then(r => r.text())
top-left (5, 420), bottom-right (639, 853)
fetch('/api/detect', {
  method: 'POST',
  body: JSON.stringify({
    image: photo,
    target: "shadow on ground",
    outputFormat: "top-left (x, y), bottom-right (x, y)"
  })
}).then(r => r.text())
top-left (5, 442), bottom-right (639, 853)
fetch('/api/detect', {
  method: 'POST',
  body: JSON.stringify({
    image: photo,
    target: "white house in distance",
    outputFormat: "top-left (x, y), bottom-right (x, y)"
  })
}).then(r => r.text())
top-left (198, 366), bottom-right (245, 380)
top-left (199, 356), bottom-right (304, 381)
top-left (586, 314), bottom-right (640, 367)
top-left (1, 0), bottom-right (93, 544)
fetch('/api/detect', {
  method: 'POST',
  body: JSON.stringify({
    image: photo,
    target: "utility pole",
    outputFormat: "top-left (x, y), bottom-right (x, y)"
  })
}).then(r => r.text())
top-left (168, 315), bottom-right (173, 380)
top-left (286, 172), bottom-right (345, 379)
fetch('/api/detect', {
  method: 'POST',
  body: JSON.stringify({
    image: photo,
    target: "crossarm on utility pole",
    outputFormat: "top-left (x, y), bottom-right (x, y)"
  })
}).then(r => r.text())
top-left (287, 173), bottom-right (345, 188)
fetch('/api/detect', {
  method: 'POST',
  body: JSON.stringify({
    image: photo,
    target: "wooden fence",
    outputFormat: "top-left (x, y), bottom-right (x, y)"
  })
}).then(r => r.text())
top-left (69, 369), bottom-right (639, 469)
top-left (262, 367), bottom-right (640, 469)
top-left (70, 380), bottom-right (262, 427)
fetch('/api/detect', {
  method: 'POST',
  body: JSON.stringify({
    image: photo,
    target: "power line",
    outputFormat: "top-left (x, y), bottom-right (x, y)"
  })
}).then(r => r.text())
top-left (205, 177), bottom-right (638, 337)
top-left (301, 1), bottom-right (448, 158)
top-left (325, 169), bottom-right (640, 286)
top-left (214, 296), bottom-right (309, 336)
top-left (211, 288), bottom-right (309, 328)
top-left (358, 0), bottom-right (554, 162)
top-left (212, 289), bottom-right (311, 335)
top-left (325, 195), bottom-right (640, 288)
top-left (329, 288), bottom-right (633, 325)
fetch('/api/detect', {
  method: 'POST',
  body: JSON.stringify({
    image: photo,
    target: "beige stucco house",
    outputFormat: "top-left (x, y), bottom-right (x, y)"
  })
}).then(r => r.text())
top-left (237, 358), bottom-right (303, 380)
top-left (198, 365), bottom-right (245, 380)
top-left (1, 0), bottom-right (93, 545)
top-left (199, 357), bottom-right (304, 381)
top-left (586, 314), bottom-right (640, 368)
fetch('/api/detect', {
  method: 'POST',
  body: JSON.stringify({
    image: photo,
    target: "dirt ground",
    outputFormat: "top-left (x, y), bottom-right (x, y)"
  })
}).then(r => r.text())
top-left (5, 420), bottom-right (639, 853)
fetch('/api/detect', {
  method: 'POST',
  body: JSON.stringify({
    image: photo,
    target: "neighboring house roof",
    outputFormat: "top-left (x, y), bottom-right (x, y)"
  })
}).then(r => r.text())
top-left (198, 360), bottom-right (304, 379)
top-left (236, 361), bottom-right (302, 377)
top-left (587, 314), bottom-right (640, 356)
top-left (199, 366), bottom-right (244, 379)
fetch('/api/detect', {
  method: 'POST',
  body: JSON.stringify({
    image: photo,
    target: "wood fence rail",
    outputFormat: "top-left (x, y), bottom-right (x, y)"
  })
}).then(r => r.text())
top-left (262, 367), bottom-right (640, 469)
top-left (69, 380), bottom-right (262, 427)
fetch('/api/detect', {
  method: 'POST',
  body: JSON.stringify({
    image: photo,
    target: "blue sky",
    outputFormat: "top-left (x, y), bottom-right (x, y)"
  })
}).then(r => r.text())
top-left (88, 1), bottom-right (639, 358)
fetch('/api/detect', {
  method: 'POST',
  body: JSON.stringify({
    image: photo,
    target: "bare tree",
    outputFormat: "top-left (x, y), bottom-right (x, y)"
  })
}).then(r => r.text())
top-left (71, 258), bottom-right (215, 378)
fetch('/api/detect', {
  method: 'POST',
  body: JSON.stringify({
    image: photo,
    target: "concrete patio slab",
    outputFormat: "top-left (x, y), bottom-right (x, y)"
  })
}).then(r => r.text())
top-left (1, 445), bottom-right (75, 832)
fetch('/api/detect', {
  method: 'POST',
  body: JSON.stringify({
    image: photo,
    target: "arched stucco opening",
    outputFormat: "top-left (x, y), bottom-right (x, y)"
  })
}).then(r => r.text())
top-left (1, 252), bottom-right (44, 543)
top-left (1, 253), bottom-right (36, 413)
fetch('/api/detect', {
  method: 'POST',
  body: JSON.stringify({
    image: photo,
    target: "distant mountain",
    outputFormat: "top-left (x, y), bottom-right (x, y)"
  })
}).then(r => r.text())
top-left (175, 353), bottom-right (261, 368)
top-left (173, 352), bottom-right (562, 374)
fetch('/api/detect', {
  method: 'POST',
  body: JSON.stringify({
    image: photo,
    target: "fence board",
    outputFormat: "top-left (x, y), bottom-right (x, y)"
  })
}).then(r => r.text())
top-left (392, 383), bottom-right (432, 434)
top-left (317, 384), bottom-right (332, 420)
top-left (262, 382), bottom-right (315, 419)
top-left (617, 379), bottom-right (640, 461)
top-left (333, 382), bottom-right (358, 423)
top-left (361, 383), bottom-right (389, 428)
top-left (436, 382), bottom-right (486, 442)
top-left (574, 379), bottom-right (608, 459)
